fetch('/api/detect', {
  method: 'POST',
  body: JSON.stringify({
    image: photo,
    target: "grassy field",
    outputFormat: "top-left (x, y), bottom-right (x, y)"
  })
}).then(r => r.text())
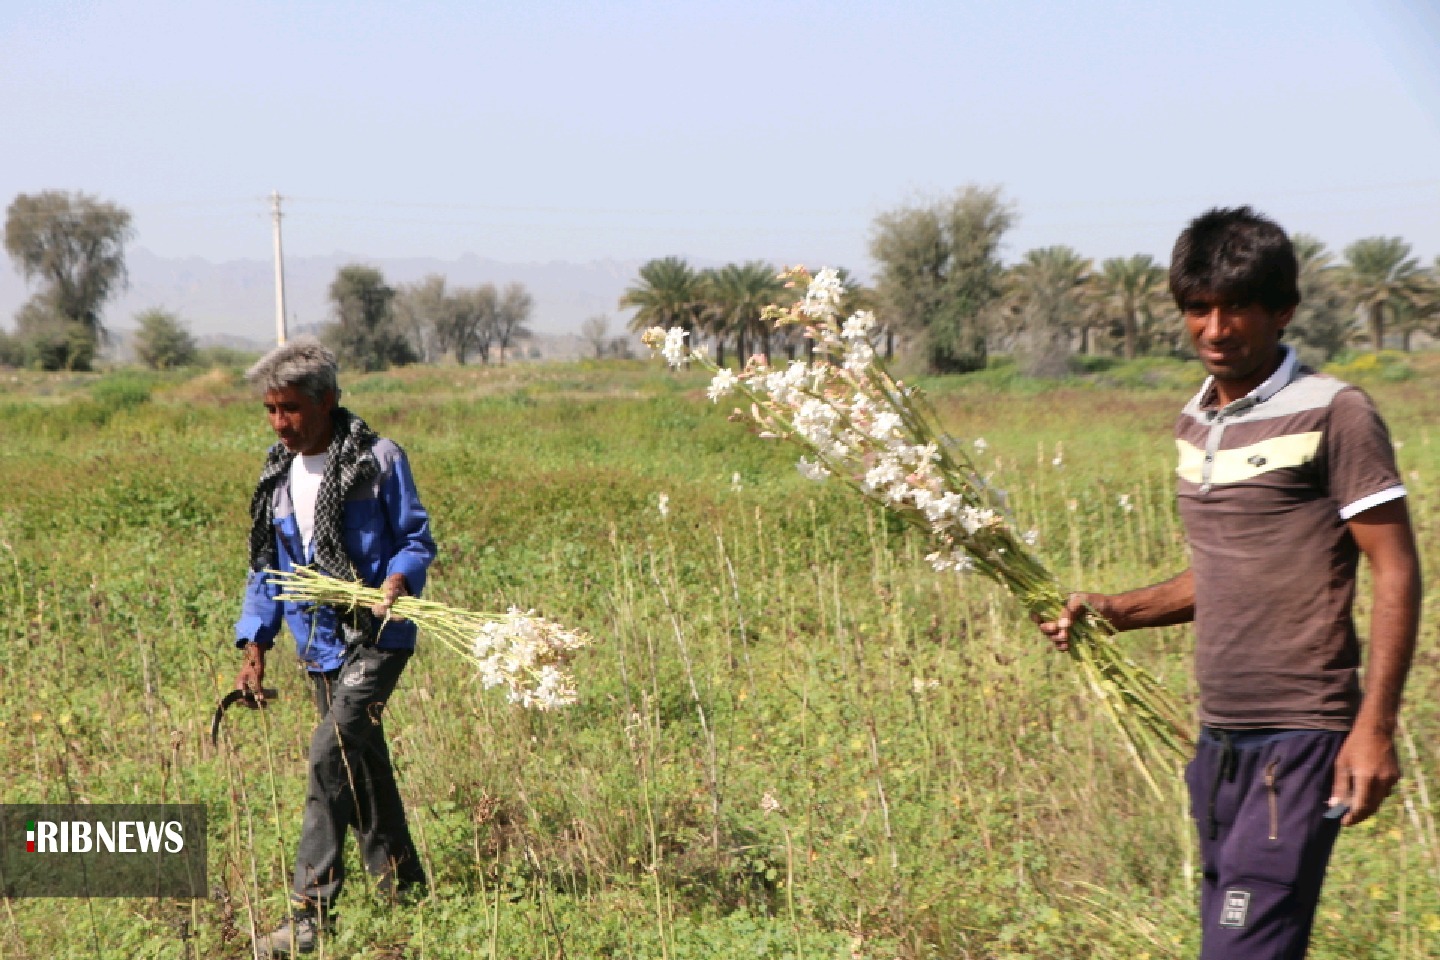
top-left (0, 353), bottom-right (1437, 959)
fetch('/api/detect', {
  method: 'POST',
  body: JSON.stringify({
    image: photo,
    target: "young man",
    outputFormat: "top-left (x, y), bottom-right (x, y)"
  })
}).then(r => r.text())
top-left (234, 338), bottom-right (436, 957)
top-left (1037, 207), bottom-right (1421, 959)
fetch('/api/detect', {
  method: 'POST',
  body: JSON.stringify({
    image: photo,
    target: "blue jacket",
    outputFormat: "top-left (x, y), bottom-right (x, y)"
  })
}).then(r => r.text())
top-left (235, 438), bottom-right (437, 672)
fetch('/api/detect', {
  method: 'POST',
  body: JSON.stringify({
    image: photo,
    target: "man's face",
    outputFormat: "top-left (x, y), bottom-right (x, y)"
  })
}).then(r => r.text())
top-left (1182, 295), bottom-right (1294, 392)
top-left (263, 385), bottom-right (335, 456)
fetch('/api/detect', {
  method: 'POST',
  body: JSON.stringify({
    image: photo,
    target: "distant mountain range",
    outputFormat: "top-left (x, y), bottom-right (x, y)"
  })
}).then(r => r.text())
top-left (0, 248), bottom-right (658, 345)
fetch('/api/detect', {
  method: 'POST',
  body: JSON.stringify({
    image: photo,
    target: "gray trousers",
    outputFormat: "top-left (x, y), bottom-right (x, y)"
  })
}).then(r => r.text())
top-left (292, 645), bottom-right (426, 911)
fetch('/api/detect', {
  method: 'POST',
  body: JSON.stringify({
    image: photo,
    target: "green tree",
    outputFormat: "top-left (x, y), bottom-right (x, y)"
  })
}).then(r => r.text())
top-left (392, 274), bottom-right (451, 363)
top-left (321, 264), bottom-right (416, 371)
top-left (495, 283), bottom-right (534, 365)
top-left (692, 268), bottom-right (729, 367)
top-left (133, 308), bottom-right (198, 370)
top-left (621, 257), bottom-right (702, 343)
top-left (4, 190), bottom-right (134, 370)
top-left (1286, 234), bottom-right (1353, 362)
top-left (1422, 257), bottom-right (1440, 345)
top-left (1391, 260), bottom-right (1439, 351)
top-left (1093, 254), bottom-right (1168, 359)
top-left (999, 246), bottom-right (1092, 377)
top-left (580, 314), bottom-right (611, 359)
top-left (699, 261), bottom-right (785, 365)
top-left (438, 284), bottom-right (497, 365)
top-left (14, 298), bottom-right (95, 371)
top-left (1339, 237), bottom-right (1425, 352)
top-left (0, 328), bottom-right (21, 367)
top-left (869, 186), bottom-right (1014, 372)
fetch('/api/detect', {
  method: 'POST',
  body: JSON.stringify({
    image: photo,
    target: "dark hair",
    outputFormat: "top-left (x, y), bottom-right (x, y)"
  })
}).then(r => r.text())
top-left (1169, 206), bottom-right (1300, 312)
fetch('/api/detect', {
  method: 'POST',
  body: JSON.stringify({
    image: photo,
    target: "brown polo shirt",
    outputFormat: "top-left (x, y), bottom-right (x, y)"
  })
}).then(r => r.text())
top-left (1175, 346), bottom-right (1405, 731)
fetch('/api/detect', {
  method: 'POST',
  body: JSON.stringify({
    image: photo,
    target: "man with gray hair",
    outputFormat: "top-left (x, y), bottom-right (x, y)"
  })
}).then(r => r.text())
top-left (234, 337), bottom-right (436, 956)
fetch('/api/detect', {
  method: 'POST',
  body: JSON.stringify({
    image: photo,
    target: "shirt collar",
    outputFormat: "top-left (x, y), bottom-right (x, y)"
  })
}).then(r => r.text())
top-left (1195, 344), bottom-right (1299, 414)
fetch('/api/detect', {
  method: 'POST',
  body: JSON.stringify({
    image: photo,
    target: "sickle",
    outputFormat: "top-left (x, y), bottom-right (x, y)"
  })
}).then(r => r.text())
top-left (210, 688), bottom-right (279, 746)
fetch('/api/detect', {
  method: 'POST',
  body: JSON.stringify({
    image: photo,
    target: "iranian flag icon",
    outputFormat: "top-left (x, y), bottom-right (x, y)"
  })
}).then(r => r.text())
top-left (26, 821), bottom-right (35, 853)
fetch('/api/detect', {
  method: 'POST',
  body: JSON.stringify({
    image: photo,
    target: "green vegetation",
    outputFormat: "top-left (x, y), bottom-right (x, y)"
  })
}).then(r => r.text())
top-left (1, 358), bottom-right (1437, 958)
top-left (134, 308), bottom-right (199, 371)
top-left (3, 190), bottom-right (133, 371)
top-left (615, 195), bottom-right (1440, 383)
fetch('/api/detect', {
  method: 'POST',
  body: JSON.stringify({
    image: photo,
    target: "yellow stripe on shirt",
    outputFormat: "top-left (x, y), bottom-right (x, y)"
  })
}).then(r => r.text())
top-left (1176, 431), bottom-right (1322, 485)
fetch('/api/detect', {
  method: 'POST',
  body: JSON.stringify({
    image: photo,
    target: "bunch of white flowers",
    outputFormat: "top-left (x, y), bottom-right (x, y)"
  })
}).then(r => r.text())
top-left (640, 326), bottom-right (690, 368)
top-left (269, 566), bottom-right (592, 711)
top-left (470, 609), bottom-right (590, 710)
top-left (644, 267), bottom-right (1192, 793)
top-left (645, 273), bottom-right (1022, 583)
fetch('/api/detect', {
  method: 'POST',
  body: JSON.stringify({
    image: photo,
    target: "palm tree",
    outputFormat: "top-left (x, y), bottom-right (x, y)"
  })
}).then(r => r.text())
top-left (1421, 257), bottom-right (1440, 347)
top-left (1093, 255), bottom-right (1168, 360)
top-left (1396, 258), bottom-right (1440, 351)
top-left (1001, 246), bottom-right (1093, 377)
top-left (692, 267), bottom-right (729, 367)
top-left (700, 261), bottom-right (786, 365)
top-left (1287, 234), bottom-right (1353, 361)
top-left (621, 257), bottom-right (701, 339)
top-left (1339, 237), bottom-right (1425, 351)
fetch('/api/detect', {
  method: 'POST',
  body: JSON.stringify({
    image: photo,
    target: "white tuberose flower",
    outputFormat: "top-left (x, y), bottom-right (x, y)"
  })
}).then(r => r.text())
top-left (797, 457), bottom-right (829, 481)
top-left (869, 411), bottom-right (903, 441)
top-left (467, 608), bottom-right (590, 710)
top-left (800, 267), bottom-right (845, 319)
top-left (657, 492), bottom-right (670, 518)
top-left (841, 310), bottom-right (876, 341)
top-left (662, 328), bottom-right (689, 368)
top-left (843, 341), bottom-right (875, 374)
top-left (707, 368), bottom-right (738, 402)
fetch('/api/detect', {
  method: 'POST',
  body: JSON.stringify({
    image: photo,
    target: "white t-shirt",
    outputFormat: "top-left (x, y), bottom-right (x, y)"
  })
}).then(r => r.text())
top-left (289, 453), bottom-right (328, 558)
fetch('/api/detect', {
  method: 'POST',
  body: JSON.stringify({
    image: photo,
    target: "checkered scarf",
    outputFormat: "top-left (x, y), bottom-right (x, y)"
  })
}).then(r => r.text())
top-left (248, 407), bottom-right (382, 645)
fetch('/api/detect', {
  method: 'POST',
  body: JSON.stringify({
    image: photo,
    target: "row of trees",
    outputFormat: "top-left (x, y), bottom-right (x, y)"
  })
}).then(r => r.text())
top-left (277, 266), bottom-right (537, 372)
top-left (386, 272), bottom-right (534, 367)
top-left (619, 258), bottom-right (882, 367)
top-left (1, 191), bottom-right (536, 371)
top-left (869, 187), bottom-right (1440, 374)
top-left (987, 232), bottom-right (1440, 375)
top-left (6, 187), bottom-right (1437, 374)
top-left (621, 186), bottom-right (1440, 376)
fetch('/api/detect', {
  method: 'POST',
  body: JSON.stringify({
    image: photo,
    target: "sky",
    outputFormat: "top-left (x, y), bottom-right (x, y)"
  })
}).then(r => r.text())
top-left (2, 0), bottom-right (1438, 281)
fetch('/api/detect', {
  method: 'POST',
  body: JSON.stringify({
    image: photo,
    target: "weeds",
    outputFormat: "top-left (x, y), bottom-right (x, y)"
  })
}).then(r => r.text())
top-left (0, 357), bottom-right (1435, 958)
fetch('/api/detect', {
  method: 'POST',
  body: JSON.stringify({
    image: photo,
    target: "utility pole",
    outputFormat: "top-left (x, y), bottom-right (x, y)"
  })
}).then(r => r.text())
top-left (270, 191), bottom-right (288, 344)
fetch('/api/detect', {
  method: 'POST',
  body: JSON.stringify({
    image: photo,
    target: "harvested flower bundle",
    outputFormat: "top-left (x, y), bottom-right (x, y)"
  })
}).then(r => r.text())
top-left (268, 566), bottom-right (591, 711)
top-left (643, 268), bottom-right (1192, 794)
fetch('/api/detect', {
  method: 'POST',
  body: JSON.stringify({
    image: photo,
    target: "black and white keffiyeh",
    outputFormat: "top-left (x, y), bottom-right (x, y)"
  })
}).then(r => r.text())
top-left (249, 407), bottom-right (382, 644)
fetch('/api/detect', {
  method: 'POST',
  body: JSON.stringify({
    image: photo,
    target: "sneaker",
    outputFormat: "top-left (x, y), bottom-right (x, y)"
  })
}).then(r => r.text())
top-left (255, 912), bottom-right (331, 958)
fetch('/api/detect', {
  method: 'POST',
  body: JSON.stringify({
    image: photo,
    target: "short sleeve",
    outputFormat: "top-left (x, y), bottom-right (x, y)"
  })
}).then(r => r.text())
top-left (1327, 387), bottom-right (1405, 519)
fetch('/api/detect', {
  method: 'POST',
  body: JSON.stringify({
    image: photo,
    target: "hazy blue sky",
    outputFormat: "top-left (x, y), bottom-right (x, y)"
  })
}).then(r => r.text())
top-left (3, 0), bottom-right (1438, 274)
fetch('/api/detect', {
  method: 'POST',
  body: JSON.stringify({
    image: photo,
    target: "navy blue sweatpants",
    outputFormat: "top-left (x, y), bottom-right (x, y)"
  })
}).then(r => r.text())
top-left (1185, 728), bottom-right (1346, 960)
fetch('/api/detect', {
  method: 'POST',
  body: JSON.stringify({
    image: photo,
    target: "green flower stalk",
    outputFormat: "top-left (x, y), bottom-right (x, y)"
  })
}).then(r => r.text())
top-left (643, 267), bottom-right (1193, 795)
top-left (268, 566), bottom-right (592, 711)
